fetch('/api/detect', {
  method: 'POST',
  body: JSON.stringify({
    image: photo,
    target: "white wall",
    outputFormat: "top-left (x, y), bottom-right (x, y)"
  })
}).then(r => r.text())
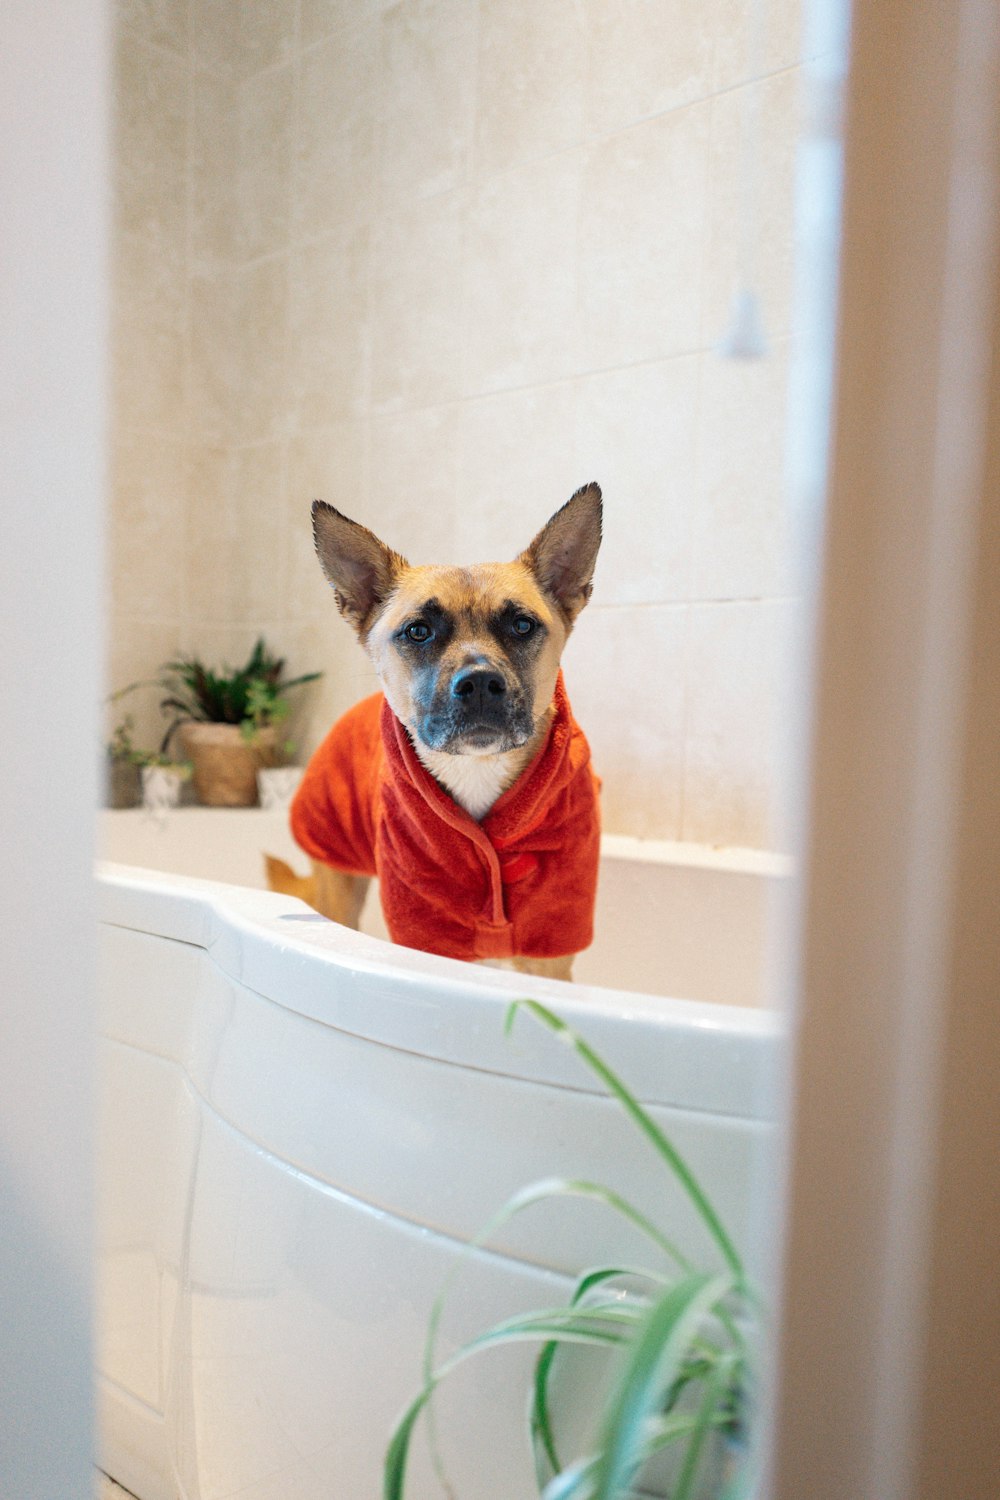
top-left (0, 5), bottom-right (109, 1498)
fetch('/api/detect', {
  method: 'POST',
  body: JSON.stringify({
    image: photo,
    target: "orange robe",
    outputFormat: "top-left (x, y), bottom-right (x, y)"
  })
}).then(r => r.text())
top-left (290, 673), bottom-right (601, 962)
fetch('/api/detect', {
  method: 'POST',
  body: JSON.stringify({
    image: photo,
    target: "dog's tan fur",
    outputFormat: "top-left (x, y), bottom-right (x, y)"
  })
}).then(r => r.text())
top-left (269, 485), bottom-right (602, 979)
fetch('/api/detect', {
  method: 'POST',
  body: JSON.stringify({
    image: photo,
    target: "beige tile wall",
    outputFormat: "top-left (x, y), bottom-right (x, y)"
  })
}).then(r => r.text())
top-left (107, 5), bottom-right (192, 754)
top-left (108, 0), bottom-right (807, 848)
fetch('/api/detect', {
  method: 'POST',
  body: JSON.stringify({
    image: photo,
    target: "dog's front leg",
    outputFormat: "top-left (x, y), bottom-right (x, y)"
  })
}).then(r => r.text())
top-left (312, 859), bottom-right (370, 929)
top-left (510, 953), bottom-right (575, 983)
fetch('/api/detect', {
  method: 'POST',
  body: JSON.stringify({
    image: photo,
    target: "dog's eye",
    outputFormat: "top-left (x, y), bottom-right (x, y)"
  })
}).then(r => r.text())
top-left (404, 621), bottom-right (432, 643)
top-left (511, 616), bottom-right (536, 637)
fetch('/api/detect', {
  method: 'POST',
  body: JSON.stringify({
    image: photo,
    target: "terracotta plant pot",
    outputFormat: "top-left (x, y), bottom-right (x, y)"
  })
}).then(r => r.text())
top-left (179, 722), bottom-right (281, 807)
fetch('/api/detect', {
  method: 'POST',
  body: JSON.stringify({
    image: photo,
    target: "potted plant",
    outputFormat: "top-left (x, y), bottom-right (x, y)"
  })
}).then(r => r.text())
top-left (155, 638), bottom-right (321, 807)
top-left (105, 713), bottom-right (143, 808)
top-left (386, 1003), bottom-right (760, 1500)
top-left (104, 710), bottom-right (194, 812)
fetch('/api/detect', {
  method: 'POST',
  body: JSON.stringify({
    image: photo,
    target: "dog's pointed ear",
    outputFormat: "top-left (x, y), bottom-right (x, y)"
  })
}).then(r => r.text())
top-left (312, 501), bottom-right (408, 635)
top-left (519, 482), bottom-right (603, 622)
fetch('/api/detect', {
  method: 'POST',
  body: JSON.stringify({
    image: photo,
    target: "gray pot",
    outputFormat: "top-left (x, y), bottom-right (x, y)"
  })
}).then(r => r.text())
top-left (105, 757), bottom-right (140, 809)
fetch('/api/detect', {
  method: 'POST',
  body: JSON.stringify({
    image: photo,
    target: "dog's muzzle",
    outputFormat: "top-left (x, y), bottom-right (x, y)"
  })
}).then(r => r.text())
top-left (416, 666), bottom-right (533, 753)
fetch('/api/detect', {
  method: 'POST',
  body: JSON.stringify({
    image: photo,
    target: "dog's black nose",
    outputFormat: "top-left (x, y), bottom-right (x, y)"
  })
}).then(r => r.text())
top-left (451, 668), bottom-right (506, 708)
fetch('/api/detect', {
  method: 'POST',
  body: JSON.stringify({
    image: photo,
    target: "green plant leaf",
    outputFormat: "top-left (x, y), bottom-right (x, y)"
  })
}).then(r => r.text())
top-left (506, 1002), bottom-right (745, 1283)
top-left (383, 1387), bottom-right (429, 1500)
top-left (422, 1175), bottom-right (693, 1380)
top-left (531, 1266), bottom-right (666, 1488)
top-left (157, 695), bottom-right (197, 717)
top-left (543, 1454), bottom-right (599, 1500)
top-left (590, 1272), bottom-right (732, 1500)
top-left (413, 1176), bottom-right (688, 1498)
top-left (422, 1175), bottom-right (693, 1394)
top-left (153, 641), bottom-right (320, 731)
top-left (672, 1353), bottom-right (738, 1500)
top-left (385, 1307), bottom-right (635, 1500)
top-left (541, 1407), bottom-right (738, 1500)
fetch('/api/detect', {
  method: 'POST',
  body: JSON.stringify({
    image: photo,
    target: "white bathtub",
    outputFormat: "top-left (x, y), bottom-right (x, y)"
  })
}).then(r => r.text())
top-left (95, 809), bottom-right (787, 1500)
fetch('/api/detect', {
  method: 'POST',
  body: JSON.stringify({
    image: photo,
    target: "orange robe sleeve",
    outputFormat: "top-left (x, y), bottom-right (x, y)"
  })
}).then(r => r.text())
top-left (289, 692), bottom-right (383, 877)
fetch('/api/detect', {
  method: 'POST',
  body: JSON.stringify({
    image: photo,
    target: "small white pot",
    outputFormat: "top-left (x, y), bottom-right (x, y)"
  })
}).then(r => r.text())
top-left (256, 766), bottom-right (303, 810)
top-left (141, 766), bottom-right (183, 812)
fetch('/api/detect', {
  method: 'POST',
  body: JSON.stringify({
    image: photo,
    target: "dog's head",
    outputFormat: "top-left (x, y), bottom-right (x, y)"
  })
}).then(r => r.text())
top-left (311, 483), bottom-right (602, 758)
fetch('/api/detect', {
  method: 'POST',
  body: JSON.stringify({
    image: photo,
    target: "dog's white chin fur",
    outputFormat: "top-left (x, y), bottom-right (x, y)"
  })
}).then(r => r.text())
top-left (415, 739), bottom-right (533, 821)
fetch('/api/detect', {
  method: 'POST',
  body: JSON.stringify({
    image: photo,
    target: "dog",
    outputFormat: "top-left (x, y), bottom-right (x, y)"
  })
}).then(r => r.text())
top-left (267, 483), bottom-right (603, 981)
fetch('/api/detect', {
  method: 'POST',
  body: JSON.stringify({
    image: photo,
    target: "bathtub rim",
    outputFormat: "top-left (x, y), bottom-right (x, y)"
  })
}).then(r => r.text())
top-left (97, 860), bottom-right (783, 1121)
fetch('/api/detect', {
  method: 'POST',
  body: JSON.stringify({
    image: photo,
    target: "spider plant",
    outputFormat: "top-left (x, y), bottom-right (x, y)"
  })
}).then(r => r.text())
top-left (385, 1001), bottom-right (761, 1500)
top-left (154, 637), bottom-right (320, 756)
